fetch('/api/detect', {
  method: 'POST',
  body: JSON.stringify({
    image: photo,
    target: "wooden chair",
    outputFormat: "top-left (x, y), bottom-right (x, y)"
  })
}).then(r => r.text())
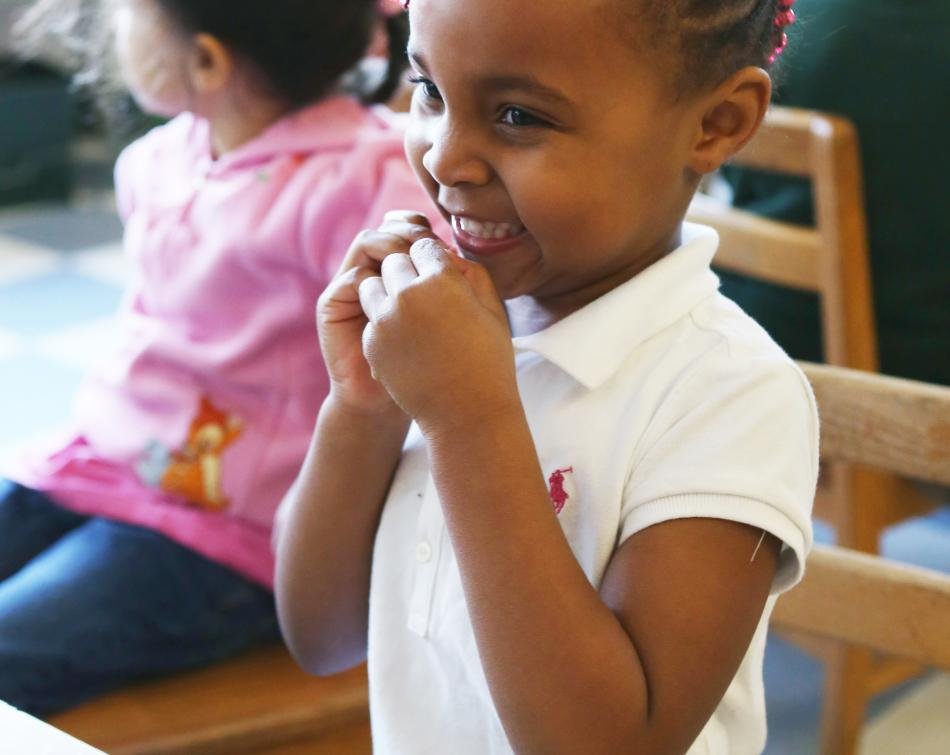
top-left (48, 645), bottom-right (371, 754)
top-left (687, 106), bottom-right (941, 753)
top-left (689, 106), bottom-right (939, 541)
top-left (773, 363), bottom-right (950, 752)
top-left (690, 106), bottom-right (877, 372)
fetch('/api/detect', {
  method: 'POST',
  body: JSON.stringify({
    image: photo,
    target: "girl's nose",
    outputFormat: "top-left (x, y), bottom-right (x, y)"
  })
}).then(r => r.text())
top-left (421, 118), bottom-right (492, 188)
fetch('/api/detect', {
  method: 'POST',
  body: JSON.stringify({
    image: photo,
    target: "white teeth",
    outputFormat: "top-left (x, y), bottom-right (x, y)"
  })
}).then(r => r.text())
top-left (455, 216), bottom-right (524, 240)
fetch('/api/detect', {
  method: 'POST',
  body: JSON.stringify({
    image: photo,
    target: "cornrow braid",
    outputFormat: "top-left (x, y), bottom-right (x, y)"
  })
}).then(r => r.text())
top-left (614, 0), bottom-right (790, 94)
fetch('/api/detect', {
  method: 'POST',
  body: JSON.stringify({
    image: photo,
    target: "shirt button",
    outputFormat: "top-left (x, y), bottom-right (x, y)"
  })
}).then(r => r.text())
top-left (416, 540), bottom-right (433, 563)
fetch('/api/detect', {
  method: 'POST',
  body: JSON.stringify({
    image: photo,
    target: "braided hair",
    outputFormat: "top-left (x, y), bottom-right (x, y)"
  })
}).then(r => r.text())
top-left (612, 0), bottom-right (795, 94)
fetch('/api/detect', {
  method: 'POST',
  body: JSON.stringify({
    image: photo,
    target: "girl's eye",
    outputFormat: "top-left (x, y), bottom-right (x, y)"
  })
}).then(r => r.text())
top-left (408, 76), bottom-right (442, 101)
top-left (499, 106), bottom-right (547, 128)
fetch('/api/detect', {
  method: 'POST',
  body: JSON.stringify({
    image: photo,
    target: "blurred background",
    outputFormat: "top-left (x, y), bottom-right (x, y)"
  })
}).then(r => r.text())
top-left (1, 0), bottom-right (947, 752)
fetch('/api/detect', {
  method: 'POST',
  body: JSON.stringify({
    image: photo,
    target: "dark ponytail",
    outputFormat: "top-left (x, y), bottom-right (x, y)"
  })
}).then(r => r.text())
top-left (154, 0), bottom-right (405, 108)
top-left (363, 11), bottom-right (410, 105)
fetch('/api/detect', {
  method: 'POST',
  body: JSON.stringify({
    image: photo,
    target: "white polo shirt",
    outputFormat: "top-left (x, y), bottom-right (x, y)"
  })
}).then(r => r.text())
top-left (367, 223), bottom-right (818, 755)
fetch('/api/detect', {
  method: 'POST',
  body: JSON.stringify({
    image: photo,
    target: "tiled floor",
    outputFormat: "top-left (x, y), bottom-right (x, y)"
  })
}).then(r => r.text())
top-left (0, 201), bottom-right (947, 753)
top-left (0, 203), bottom-right (126, 463)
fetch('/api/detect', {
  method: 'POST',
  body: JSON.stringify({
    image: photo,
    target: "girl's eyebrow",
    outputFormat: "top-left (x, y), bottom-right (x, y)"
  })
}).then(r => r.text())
top-left (407, 50), bottom-right (429, 70)
top-left (407, 50), bottom-right (574, 111)
top-left (478, 74), bottom-right (573, 109)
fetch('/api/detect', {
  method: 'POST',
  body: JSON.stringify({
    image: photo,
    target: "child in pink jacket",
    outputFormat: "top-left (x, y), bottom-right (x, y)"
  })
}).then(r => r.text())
top-left (1, 0), bottom-right (439, 716)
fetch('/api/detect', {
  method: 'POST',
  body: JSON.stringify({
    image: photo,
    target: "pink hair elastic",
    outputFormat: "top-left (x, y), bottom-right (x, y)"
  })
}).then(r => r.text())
top-left (768, 0), bottom-right (797, 64)
top-left (377, 0), bottom-right (407, 17)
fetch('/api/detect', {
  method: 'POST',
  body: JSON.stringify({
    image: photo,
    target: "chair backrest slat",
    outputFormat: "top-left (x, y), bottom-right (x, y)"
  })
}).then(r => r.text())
top-left (771, 544), bottom-right (950, 669)
top-left (729, 107), bottom-right (815, 177)
top-left (688, 195), bottom-right (821, 290)
top-left (770, 363), bottom-right (950, 669)
top-left (687, 105), bottom-right (878, 372)
top-left (802, 362), bottom-right (950, 485)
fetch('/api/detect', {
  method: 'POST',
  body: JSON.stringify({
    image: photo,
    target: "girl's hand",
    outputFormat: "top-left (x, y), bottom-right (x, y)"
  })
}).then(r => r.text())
top-left (317, 211), bottom-right (439, 416)
top-left (357, 237), bottom-right (520, 432)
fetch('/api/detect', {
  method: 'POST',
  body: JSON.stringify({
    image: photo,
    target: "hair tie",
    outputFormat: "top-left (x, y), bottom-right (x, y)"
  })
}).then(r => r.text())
top-left (377, 0), bottom-right (407, 17)
top-left (768, 0), bottom-right (796, 64)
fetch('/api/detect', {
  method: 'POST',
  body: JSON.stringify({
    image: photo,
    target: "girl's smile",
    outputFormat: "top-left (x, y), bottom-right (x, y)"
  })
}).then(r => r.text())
top-left (404, 0), bottom-right (702, 333)
top-left (451, 214), bottom-right (529, 257)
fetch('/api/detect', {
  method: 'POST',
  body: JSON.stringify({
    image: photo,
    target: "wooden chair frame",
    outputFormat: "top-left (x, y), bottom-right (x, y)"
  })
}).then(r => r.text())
top-left (689, 106), bottom-right (877, 371)
top-left (772, 363), bottom-right (950, 751)
top-left (688, 106), bottom-right (943, 549)
top-left (48, 647), bottom-right (370, 754)
top-left (688, 106), bottom-right (942, 753)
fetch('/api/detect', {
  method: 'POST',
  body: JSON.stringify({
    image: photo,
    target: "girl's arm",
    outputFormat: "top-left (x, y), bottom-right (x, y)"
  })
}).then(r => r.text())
top-left (360, 240), bottom-right (783, 755)
top-left (426, 410), bottom-right (779, 755)
top-left (275, 397), bottom-right (408, 675)
top-left (275, 213), bottom-right (437, 675)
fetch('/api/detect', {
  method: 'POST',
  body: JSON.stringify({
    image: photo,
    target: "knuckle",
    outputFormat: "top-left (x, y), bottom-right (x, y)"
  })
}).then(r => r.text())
top-left (356, 276), bottom-right (373, 294)
top-left (318, 275), bottom-right (346, 303)
top-left (387, 209), bottom-right (430, 225)
top-left (380, 252), bottom-right (408, 273)
top-left (406, 223), bottom-right (434, 239)
top-left (353, 228), bottom-right (377, 246)
top-left (410, 236), bottom-right (437, 253)
top-left (408, 240), bottom-right (438, 264)
top-left (382, 209), bottom-right (412, 221)
top-left (361, 323), bottom-right (377, 351)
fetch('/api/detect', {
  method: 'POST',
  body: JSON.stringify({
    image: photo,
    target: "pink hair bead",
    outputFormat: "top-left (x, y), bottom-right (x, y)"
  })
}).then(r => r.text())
top-left (775, 9), bottom-right (796, 26)
top-left (769, 0), bottom-right (797, 64)
top-left (768, 33), bottom-right (789, 64)
top-left (377, 0), bottom-right (407, 16)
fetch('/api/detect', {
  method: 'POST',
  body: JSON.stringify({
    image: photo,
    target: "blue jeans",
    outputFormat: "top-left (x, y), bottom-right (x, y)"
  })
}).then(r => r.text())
top-left (0, 481), bottom-right (280, 717)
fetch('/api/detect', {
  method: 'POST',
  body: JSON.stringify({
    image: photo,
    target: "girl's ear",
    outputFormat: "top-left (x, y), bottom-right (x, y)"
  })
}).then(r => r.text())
top-left (687, 67), bottom-right (771, 175)
top-left (187, 33), bottom-right (233, 95)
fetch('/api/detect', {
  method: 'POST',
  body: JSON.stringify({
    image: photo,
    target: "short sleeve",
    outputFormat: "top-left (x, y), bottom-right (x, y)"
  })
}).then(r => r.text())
top-left (620, 354), bottom-right (818, 593)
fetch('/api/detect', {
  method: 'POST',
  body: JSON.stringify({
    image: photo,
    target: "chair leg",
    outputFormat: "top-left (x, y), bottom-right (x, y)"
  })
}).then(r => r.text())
top-left (816, 467), bottom-right (903, 754)
top-left (830, 467), bottom-right (893, 554)
top-left (819, 644), bottom-right (874, 755)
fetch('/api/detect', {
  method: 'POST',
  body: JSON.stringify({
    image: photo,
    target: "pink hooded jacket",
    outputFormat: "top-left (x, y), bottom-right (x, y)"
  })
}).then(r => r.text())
top-left (12, 96), bottom-right (445, 588)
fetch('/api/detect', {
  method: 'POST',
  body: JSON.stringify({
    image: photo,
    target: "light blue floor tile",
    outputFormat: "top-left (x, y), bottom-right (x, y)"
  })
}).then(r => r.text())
top-left (0, 272), bottom-right (122, 336)
top-left (0, 354), bottom-right (84, 444)
top-left (764, 636), bottom-right (822, 754)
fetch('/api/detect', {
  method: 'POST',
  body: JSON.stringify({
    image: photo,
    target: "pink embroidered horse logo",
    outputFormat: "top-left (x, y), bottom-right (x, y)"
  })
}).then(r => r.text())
top-left (548, 467), bottom-right (574, 515)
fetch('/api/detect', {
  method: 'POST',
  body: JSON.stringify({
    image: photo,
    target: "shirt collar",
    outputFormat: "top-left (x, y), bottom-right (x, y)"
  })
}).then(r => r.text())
top-left (511, 222), bottom-right (720, 389)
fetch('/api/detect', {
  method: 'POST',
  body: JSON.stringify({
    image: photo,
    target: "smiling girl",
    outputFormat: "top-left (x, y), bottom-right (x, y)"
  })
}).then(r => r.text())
top-left (276, 1), bottom-right (816, 753)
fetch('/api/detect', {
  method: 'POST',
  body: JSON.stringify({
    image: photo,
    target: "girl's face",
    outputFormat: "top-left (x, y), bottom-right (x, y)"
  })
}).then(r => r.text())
top-left (405, 0), bottom-right (701, 320)
top-left (112, 0), bottom-right (192, 117)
